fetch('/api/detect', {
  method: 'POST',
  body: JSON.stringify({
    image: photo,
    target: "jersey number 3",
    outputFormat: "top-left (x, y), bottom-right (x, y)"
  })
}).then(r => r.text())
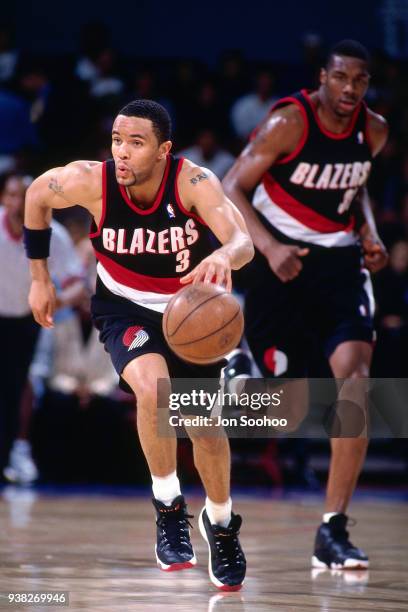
top-left (176, 249), bottom-right (190, 272)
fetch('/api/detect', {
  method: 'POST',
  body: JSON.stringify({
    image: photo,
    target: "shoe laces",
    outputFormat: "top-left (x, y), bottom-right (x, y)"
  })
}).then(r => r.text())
top-left (213, 519), bottom-right (245, 568)
top-left (157, 506), bottom-right (194, 550)
top-left (332, 516), bottom-right (357, 549)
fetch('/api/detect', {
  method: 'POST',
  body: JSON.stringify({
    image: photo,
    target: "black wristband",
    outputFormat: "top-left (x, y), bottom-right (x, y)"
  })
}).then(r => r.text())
top-left (23, 226), bottom-right (52, 259)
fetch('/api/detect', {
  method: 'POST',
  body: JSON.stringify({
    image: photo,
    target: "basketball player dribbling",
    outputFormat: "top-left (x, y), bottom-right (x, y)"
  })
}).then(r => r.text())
top-left (223, 40), bottom-right (388, 569)
top-left (24, 100), bottom-right (254, 590)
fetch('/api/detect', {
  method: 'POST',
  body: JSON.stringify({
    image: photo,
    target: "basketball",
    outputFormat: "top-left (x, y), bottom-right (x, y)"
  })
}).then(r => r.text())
top-left (162, 283), bottom-right (244, 364)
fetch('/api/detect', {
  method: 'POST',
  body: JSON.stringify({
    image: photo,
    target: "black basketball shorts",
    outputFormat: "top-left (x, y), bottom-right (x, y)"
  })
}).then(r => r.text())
top-left (244, 245), bottom-right (374, 377)
top-left (91, 282), bottom-right (225, 392)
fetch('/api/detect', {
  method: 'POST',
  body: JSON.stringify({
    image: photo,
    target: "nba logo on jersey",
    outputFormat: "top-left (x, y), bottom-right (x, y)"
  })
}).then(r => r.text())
top-left (357, 131), bottom-right (364, 144)
top-left (167, 203), bottom-right (176, 218)
top-left (123, 326), bottom-right (150, 351)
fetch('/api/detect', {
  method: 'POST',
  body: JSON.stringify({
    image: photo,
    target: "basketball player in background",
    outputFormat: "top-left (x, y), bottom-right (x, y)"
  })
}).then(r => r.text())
top-left (24, 100), bottom-right (253, 591)
top-left (223, 40), bottom-right (388, 569)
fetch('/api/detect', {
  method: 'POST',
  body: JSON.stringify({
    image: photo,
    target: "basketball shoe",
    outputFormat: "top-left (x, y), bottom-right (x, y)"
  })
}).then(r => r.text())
top-left (312, 513), bottom-right (369, 569)
top-left (222, 349), bottom-right (253, 400)
top-left (3, 440), bottom-right (39, 484)
top-left (199, 508), bottom-right (246, 591)
top-left (152, 495), bottom-right (197, 571)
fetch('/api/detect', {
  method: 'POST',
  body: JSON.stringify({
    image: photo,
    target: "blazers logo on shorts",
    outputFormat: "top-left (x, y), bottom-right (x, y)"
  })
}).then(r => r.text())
top-left (123, 326), bottom-right (150, 351)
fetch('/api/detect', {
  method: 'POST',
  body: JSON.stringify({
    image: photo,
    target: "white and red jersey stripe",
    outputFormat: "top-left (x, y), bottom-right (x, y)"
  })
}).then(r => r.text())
top-left (253, 181), bottom-right (357, 248)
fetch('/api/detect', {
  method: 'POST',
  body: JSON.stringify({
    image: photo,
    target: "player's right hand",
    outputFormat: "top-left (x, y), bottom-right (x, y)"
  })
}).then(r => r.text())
top-left (264, 244), bottom-right (309, 282)
top-left (28, 279), bottom-right (57, 328)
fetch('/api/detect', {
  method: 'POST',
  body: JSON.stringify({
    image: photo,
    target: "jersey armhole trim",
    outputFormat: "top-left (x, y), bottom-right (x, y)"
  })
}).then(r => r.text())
top-left (89, 161), bottom-right (107, 239)
top-left (174, 158), bottom-right (209, 227)
top-left (363, 102), bottom-right (374, 155)
top-left (272, 96), bottom-right (310, 165)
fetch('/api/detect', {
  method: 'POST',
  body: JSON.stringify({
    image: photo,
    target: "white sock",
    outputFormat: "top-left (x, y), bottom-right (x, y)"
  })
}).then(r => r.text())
top-left (13, 439), bottom-right (31, 451)
top-left (323, 512), bottom-right (340, 523)
top-left (206, 496), bottom-right (232, 527)
top-left (152, 471), bottom-right (181, 506)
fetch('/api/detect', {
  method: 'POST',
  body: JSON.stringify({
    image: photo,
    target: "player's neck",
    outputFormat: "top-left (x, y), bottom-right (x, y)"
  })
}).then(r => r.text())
top-left (314, 90), bottom-right (353, 134)
top-left (126, 157), bottom-right (167, 210)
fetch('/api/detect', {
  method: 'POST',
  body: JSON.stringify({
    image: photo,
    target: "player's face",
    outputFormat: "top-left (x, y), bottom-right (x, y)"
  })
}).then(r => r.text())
top-left (2, 177), bottom-right (27, 223)
top-left (320, 55), bottom-right (370, 117)
top-left (111, 115), bottom-right (171, 186)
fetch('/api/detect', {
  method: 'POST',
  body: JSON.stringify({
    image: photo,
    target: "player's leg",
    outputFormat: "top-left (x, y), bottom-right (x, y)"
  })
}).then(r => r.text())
top-left (244, 273), bottom-right (310, 430)
top-left (312, 340), bottom-right (371, 570)
top-left (122, 353), bottom-right (197, 571)
top-left (91, 297), bottom-right (198, 572)
top-left (184, 426), bottom-right (245, 591)
top-left (326, 340), bottom-right (371, 514)
top-left (123, 353), bottom-right (176, 477)
top-left (312, 249), bottom-right (373, 570)
top-left (173, 358), bottom-right (246, 591)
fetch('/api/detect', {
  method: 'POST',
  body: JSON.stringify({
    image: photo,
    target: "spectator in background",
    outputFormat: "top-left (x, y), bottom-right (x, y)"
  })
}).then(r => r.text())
top-left (230, 68), bottom-right (278, 141)
top-left (29, 210), bottom-right (118, 443)
top-left (0, 22), bottom-right (18, 84)
top-left (217, 50), bottom-right (249, 110)
top-left (180, 128), bottom-right (235, 180)
top-left (89, 48), bottom-right (124, 105)
top-left (75, 21), bottom-right (111, 84)
top-left (372, 240), bottom-right (408, 376)
top-left (18, 60), bottom-right (51, 117)
top-left (300, 32), bottom-right (323, 88)
top-left (170, 59), bottom-right (203, 146)
top-left (176, 77), bottom-right (230, 147)
top-left (0, 88), bottom-right (37, 175)
top-left (194, 79), bottom-right (230, 139)
top-left (0, 173), bottom-right (87, 484)
top-left (123, 69), bottom-right (175, 131)
top-left (16, 59), bottom-right (94, 169)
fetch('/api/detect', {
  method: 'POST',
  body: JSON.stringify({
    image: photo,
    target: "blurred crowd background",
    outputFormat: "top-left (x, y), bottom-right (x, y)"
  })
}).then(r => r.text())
top-left (0, 4), bottom-right (407, 489)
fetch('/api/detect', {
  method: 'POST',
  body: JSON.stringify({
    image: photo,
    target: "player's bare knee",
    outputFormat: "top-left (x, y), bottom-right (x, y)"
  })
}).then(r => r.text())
top-left (127, 376), bottom-right (164, 411)
top-left (349, 363), bottom-right (370, 378)
top-left (185, 423), bottom-right (227, 453)
top-left (191, 433), bottom-right (228, 455)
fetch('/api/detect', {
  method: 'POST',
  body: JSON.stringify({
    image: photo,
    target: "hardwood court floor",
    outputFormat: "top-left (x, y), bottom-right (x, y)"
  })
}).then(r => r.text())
top-left (0, 488), bottom-right (407, 611)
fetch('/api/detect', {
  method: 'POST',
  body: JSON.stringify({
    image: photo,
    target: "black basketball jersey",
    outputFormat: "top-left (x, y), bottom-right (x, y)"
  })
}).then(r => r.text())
top-left (252, 89), bottom-right (373, 247)
top-left (89, 155), bottom-right (216, 302)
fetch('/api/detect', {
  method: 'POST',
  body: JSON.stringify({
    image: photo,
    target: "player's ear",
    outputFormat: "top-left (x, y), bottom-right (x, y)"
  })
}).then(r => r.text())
top-left (320, 67), bottom-right (327, 85)
top-left (158, 140), bottom-right (172, 160)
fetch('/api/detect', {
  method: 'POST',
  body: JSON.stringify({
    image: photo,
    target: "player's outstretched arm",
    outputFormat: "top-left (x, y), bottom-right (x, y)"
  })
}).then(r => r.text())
top-left (177, 162), bottom-right (254, 291)
top-left (25, 161), bottom-right (102, 328)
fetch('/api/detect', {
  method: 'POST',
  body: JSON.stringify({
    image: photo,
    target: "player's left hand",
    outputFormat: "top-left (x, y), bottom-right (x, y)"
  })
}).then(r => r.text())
top-left (361, 235), bottom-right (388, 273)
top-left (179, 251), bottom-right (232, 292)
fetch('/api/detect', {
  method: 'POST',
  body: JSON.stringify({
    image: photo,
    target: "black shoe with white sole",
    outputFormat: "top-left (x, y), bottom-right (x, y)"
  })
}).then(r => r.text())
top-left (199, 508), bottom-right (246, 591)
top-left (312, 513), bottom-right (369, 569)
top-left (152, 495), bottom-right (197, 571)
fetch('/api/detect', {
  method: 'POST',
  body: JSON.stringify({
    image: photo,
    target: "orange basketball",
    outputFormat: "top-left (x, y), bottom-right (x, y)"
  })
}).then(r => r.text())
top-left (162, 283), bottom-right (244, 364)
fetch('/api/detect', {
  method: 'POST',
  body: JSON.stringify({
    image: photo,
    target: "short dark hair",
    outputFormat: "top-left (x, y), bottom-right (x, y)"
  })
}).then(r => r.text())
top-left (326, 39), bottom-right (370, 69)
top-left (117, 99), bottom-right (171, 143)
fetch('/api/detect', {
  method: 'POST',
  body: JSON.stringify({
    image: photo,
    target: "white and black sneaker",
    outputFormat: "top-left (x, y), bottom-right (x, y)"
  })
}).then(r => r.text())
top-left (3, 440), bottom-right (39, 485)
top-left (222, 349), bottom-right (253, 398)
top-left (152, 495), bottom-right (197, 571)
top-left (312, 513), bottom-right (369, 569)
top-left (199, 508), bottom-right (246, 591)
